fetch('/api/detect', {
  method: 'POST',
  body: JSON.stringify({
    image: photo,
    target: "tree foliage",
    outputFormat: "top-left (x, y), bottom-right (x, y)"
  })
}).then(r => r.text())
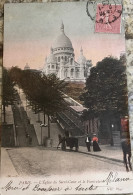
top-left (9, 67), bottom-right (67, 138)
top-left (2, 67), bottom-right (16, 122)
top-left (22, 71), bottom-right (67, 115)
top-left (80, 57), bottom-right (128, 119)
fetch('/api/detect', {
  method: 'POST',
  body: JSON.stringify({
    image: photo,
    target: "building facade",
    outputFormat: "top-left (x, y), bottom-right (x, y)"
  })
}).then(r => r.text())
top-left (42, 23), bottom-right (92, 82)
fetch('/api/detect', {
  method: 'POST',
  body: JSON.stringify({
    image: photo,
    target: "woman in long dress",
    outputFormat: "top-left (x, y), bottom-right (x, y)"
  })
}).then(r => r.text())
top-left (92, 134), bottom-right (101, 152)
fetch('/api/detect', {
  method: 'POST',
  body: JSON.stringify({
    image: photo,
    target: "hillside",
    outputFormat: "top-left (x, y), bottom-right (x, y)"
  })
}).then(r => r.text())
top-left (64, 82), bottom-right (85, 104)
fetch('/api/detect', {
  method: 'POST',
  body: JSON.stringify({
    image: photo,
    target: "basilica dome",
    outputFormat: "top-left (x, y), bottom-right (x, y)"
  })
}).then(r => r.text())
top-left (53, 23), bottom-right (73, 49)
top-left (24, 63), bottom-right (30, 70)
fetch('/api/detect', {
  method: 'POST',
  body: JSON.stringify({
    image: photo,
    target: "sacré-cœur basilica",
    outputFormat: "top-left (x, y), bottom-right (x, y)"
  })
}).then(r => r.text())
top-left (42, 22), bottom-right (92, 82)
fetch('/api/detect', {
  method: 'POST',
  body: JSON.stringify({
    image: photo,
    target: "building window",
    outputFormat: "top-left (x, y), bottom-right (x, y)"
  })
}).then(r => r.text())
top-left (70, 58), bottom-right (73, 65)
top-left (61, 56), bottom-right (63, 60)
top-left (65, 56), bottom-right (67, 61)
top-left (58, 57), bottom-right (60, 62)
top-left (71, 68), bottom-right (74, 77)
top-left (52, 65), bottom-right (54, 69)
top-left (75, 69), bottom-right (79, 78)
top-left (64, 69), bottom-right (68, 78)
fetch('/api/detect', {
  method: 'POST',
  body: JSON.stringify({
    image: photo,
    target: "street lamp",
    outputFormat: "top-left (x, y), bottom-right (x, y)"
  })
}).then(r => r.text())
top-left (40, 123), bottom-right (47, 145)
top-left (111, 123), bottom-right (114, 146)
top-left (36, 111), bottom-right (41, 123)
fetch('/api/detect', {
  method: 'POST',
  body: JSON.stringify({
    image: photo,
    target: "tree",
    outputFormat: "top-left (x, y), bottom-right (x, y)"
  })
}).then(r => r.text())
top-left (9, 66), bottom-right (23, 86)
top-left (2, 68), bottom-right (16, 123)
top-left (26, 72), bottom-right (67, 138)
top-left (80, 57), bottom-right (128, 143)
top-left (9, 67), bottom-right (67, 139)
top-left (39, 74), bottom-right (67, 138)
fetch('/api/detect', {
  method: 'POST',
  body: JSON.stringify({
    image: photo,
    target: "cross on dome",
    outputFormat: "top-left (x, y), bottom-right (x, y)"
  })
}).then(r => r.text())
top-left (61, 22), bottom-right (64, 33)
top-left (52, 22), bottom-right (73, 49)
top-left (80, 47), bottom-right (83, 55)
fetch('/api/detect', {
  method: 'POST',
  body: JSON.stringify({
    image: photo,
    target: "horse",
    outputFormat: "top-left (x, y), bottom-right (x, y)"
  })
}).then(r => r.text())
top-left (64, 130), bottom-right (78, 151)
top-left (121, 139), bottom-right (132, 172)
top-left (65, 137), bottom-right (78, 151)
top-left (57, 133), bottom-right (78, 152)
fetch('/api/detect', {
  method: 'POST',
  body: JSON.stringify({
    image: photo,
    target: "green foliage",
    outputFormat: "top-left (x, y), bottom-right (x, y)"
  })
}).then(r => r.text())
top-left (9, 66), bottom-right (23, 86)
top-left (2, 67), bottom-right (16, 107)
top-left (9, 67), bottom-right (67, 116)
top-left (2, 67), bottom-right (17, 123)
top-left (80, 57), bottom-right (128, 119)
top-left (9, 67), bottom-right (67, 138)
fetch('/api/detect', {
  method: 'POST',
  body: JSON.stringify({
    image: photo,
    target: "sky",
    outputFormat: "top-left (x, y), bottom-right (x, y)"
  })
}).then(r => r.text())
top-left (4, 1), bottom-right (125, 70)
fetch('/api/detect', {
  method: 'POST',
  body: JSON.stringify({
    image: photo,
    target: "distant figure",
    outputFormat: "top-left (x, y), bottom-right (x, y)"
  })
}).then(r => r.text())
top-left (121, 138), bottom-right (132, 172)
top-left (26, 132), bottom-right (28, 138)
top-left (28, 135), bottom-right (32, 145)
top-left (69, 131), bottom-right (73, 137)
top-left (92, 134), bottom-right (101, 152)
top-left (27, 118), bottom-right (30, 124)
top-left (57, 134), bottom-right (66, 151)
top-left (85, 134), bottom-right (91, 152)
top-left (65, 130), bottom-right (69, 137)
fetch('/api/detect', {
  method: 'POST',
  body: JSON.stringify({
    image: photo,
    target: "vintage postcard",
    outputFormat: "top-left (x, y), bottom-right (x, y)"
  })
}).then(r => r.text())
top-left (1, 0), bottom-right (133, 194)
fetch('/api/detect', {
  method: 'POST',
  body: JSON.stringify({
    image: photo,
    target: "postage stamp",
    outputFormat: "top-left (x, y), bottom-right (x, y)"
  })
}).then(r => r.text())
top-left (95, 3), bottom-right (122, 34)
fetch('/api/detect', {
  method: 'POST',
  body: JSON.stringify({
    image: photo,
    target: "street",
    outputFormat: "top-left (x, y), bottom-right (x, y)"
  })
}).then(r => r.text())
top-left (1, 146), bottom-right (127, 178)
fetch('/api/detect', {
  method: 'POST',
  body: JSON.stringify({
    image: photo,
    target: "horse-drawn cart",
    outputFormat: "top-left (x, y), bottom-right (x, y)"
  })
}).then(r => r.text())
top-left (65, 137), bottom-right (78, 151)
top-left (57, 134), bottom-right (78, 152)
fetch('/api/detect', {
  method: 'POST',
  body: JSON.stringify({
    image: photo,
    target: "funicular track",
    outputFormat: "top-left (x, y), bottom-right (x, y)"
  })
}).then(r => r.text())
top-left (56, 95), bottom-right (84, 136)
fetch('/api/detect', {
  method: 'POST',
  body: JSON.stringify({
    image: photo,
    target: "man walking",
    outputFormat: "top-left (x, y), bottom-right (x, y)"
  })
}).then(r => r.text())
top-left (85, 134), bottom-right (91, 152)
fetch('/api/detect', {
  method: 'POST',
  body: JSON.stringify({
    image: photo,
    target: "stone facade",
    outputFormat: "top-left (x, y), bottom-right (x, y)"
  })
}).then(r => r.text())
top-left (42, 23), bottom-right (92, 82)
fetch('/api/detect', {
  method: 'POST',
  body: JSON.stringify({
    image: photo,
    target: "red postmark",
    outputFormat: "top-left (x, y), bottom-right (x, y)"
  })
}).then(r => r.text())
top-left (95, 3), bottom-right (122, 34)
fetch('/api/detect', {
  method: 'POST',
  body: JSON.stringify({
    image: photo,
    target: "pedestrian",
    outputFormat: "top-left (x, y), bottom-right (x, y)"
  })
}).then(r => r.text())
top-left (121, 138), bottom-right (132, 172)
top-left (85, 134), bottom-right (91, 152)
top-left (26, 132), bottom-right (28, 138)
top-left (28, 135), bottom-right (32, 145)
top-left (92, 134), bottom-right (101, 152)
top-left (69, 130), bottom-right (73, 137)
top-left (57, 134), bottom-right (66, 151)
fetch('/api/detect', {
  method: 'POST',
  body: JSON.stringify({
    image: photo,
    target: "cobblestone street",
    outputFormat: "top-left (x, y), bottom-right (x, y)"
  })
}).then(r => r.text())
top-left (1, 146), bottom-right (127, 178)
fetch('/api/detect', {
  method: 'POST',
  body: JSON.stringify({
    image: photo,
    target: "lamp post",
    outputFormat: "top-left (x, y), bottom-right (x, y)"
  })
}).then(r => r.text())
top-left (111, 124), bottom-right (114, 146)
top-left (36, 111), bottom-right (41, 123)
top-left (40, 123), bottom-right (47, 145)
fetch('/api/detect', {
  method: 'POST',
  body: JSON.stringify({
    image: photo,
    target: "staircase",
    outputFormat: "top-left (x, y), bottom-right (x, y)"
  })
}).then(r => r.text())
top-left (112, 131), bottom-right (121, 146)
top-left (12, 92), bottom-right (38, 147)
top-left (57, 112), bottom-right (83, 136)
